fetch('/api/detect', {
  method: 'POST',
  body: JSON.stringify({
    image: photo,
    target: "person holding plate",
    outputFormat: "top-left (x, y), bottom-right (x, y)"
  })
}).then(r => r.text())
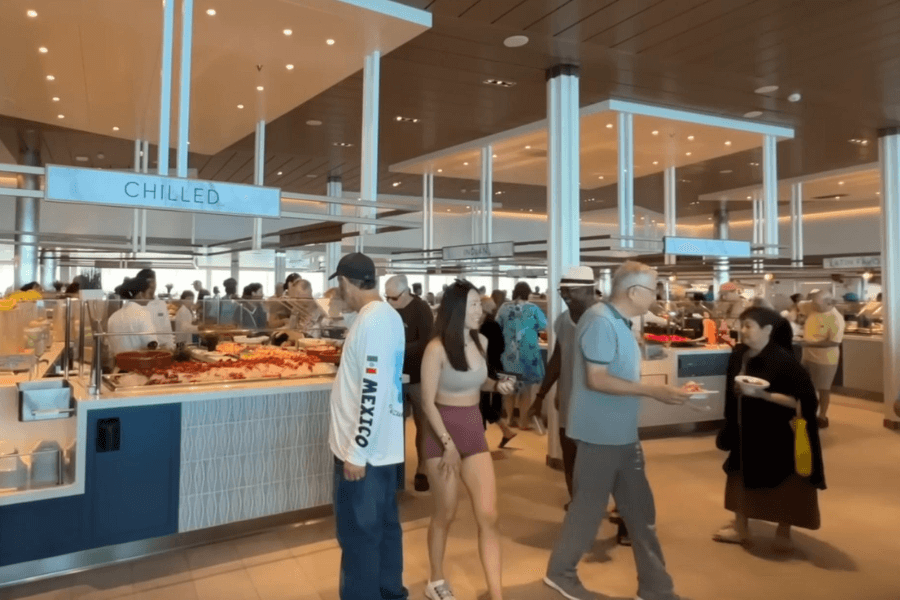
top-left (714, 306), bottom-right (826, 552)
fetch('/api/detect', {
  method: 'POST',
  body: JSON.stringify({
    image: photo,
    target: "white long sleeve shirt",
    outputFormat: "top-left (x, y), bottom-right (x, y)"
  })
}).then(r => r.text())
top-left (328, 300), bottom-right (405, 467)
top-left (106, 302), bottom-right (158, 357)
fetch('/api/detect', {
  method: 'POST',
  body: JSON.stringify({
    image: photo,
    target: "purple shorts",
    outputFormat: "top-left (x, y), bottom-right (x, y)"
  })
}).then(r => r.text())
top-left (424, 404), bottom-right (489, 460)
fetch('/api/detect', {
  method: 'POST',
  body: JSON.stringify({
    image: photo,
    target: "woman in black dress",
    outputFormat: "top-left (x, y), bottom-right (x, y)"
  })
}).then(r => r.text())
top-left (714, 306), bottom-right (826, 551)
top-left (478, 297), bottom-right (516, 447)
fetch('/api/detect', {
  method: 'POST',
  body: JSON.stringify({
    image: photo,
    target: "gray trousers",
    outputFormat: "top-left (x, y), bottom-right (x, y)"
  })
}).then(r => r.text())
top-left (547, 441), bottom-right (676, 600)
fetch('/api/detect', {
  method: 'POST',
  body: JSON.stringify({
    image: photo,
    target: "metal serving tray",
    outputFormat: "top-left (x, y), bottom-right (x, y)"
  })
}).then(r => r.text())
top-left (102, 371), bottom-right (331, 393)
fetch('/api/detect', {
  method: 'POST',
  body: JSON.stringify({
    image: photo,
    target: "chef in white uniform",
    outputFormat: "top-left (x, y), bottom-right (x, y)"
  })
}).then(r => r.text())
top-left (107, 278), bottom-right (159, 356)
top-left (135, 269), bottom-right (175, 349)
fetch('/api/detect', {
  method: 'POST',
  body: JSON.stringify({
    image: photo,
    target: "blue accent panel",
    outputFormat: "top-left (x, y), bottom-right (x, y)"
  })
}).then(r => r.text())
top-left (0, 495), bottom-right (87, 566)
top-left (86, 404), bottom-right (181, 547)
top-left (677, 353), bottom-right (730, 378)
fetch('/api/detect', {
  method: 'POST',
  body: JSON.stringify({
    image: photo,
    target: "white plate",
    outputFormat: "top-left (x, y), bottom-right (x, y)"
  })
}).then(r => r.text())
top-left (735, 375), bottom-right (769, 389)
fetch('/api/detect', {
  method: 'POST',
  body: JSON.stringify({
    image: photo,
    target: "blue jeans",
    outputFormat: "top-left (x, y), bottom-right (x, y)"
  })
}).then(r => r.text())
top-left (333, 457), bottom-right (408, 600)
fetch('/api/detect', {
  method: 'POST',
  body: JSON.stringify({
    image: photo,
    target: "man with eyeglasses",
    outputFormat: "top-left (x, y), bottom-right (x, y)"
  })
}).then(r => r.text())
top-left (545, 261), bottom-right (692, 600)
top-left (385, 274), bottom-right (434, 491)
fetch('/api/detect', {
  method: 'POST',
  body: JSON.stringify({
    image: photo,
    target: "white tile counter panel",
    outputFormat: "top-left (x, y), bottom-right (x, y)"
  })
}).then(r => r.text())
top-left (178, 388), bottom-right (334, 532)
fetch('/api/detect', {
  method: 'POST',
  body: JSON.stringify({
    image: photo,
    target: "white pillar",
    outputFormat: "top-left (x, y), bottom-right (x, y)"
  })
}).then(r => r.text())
top-left (274, 251), bottom-right (286, 289)
top-left (546, 64), bottom-right (580, 467)
top-left (141, 140), bottom-right (149, 253)
top-left (790, 182), bottom-right (804, 267)
top-left (480, 146), bottom-right (493, 244)
top-left (423, 172), bottom-right (434, 293)
top-left (132, 139), bottom-right (141, 254)
top-left (763, 134), bottom-right (779, 256)
top-left (176, 0), bottom-right (194, 178)
top-left (617, 112), bottom-right (635, 249)
top-left (878, 130), bottom-right (900, 428)
top-left (326, 176), bottom-right (343, 278)
top-left (251, 120), bottom-right (265, 250)
top-left (158, 0), bottom-right (175, 176)
top-left (663, 166), bottom-right (677, 264)
top-left (752, 196), bottom-right (763, 273)
top-left (357, 50), bottom-right (381, 253)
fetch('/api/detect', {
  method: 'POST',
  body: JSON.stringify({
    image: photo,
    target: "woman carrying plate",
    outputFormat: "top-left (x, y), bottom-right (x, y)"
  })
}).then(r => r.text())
top-left (714, 306), bottom-right (826, 552)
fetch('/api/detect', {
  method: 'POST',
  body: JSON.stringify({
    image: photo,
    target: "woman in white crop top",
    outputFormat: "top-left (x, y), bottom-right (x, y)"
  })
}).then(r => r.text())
top-left (420, 280), bottom-right (515, 600)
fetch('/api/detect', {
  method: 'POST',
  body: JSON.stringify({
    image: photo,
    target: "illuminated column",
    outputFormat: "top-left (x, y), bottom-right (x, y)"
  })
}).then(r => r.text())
top-left (878, 129), bottom-right (900, 428)
top-left (618, 112), bottom-right (635, 249)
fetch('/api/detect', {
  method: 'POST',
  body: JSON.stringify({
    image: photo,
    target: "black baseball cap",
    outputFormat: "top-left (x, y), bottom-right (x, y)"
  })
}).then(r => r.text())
top-left (328, 252), bottom-right (376, 283)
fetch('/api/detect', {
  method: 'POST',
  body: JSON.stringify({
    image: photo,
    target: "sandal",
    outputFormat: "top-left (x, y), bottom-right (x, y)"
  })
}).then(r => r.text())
top-left (713, 525), bottom-right (749, 545)
top-left (498, 433), bottom-right (517, 448)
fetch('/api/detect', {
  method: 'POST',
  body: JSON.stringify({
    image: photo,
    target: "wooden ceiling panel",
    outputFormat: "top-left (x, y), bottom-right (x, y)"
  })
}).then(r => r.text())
top-left (478, 0), bottom-right (573, 32)
top-left (611, 0), bottom-right (756, 55)
top-left (459, 0), bottom-right (534, 25)
top-left (426, 0), bottom-right (483, 18)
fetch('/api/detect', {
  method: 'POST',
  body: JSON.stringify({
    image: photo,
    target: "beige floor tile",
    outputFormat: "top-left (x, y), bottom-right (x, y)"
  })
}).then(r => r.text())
top-left (230, 532), bottom-right (293, 568)
top-left (192, 569), bottom-right (259, 600)
top-left (69, 564), bottom-right (134, 600)
top-left (245, 559), bottom-right (322, 600)
top-left (293, 549), bottom-right (340, 600)
top-left (128, 551), bottom-right (192, 592)
top-left (184, 541), bottom-right (244, 579)
top-left (118, 581), bottom-right (198, 600)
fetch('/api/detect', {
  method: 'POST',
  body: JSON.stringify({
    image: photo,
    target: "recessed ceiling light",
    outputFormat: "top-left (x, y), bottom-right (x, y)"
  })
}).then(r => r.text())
top-left (326, 38), bottom-right (335, 45)
top-left (276, 171), bottom-right (282, 176)
top-left (333, 142), bottom-right (353, 147)
top-left (687, 135), bottom-right (694, 141)
top-left (206, 8), bottom-right (216, 16)
top-left (306, 119), bottom-right (322, 126)
top-left (307, 174), bottom-right (317, 178)
top-left (392, 182), bottom-right (401, 187)
top-left (286, 64), bottom-right (294, 70)
top-left (524, 145), bottom-right (531, 149)
top-left (493, 154), bottom-right (498, 158)
top-left (746, 195), bottom-right (752, 200)
top-left (744, 110), bottom-right (763, 118)
top-left (237, 104), bottom-right (244, 109)
top-left (503, 35), bottom-right (529, 48)
top-left (749, 162), bottom-right (760, 166)
top-left (463, 162), bottom-right (469, 166)
top-left (446, 209), bottom-right (451, 212)
top-left (27, 9), bottom-right (37, 17)
top-left (395, 116), bottom-right (420, 123)
top-left (685, 152), bottom-right (692, 156)
top-left (112, 126), bottom-right (119, 131)
top-left (283, 29), bottom-right (292, 36)
top-left (529, 209), bottom-right (533, 212)
top-left (598, 176), bottom-right (604, 180)
top-left (788, 92), bottom-right (802, 102)
top-left (437, 169), bottom-right (442, 173)
top-left (256, 86), bottom-right (264, 91)
top-left (483, 78), bottom-right (516, 88)
top-left (755, 85), bottom-right (779, 94)
top-left (57, 114), bottom-right (64, 119)
top-left (876, 191), bottom-right (881, 195)
top-left (38, 47), bottom-right (48, 54)
top-left (52, 96), bottom-right (59, 102)
top-left (651, 130), bottom-right (659, 135)
top-left (719, 169), bottom-right (733, 174)
top-left (75, 156), bottom-right (88, 162)
top-left (838, 181), bottom-right (845, 185)
top-left (466, 205), bottom-right (471, 209)
top-left (46, 75), bottom-right (55, 81)
top-left (96, 153), bottom-right (105, 160)
top-left (606, 123), bottom-right (613, 129)
top-left (725, 140), bottom-right (732, 146)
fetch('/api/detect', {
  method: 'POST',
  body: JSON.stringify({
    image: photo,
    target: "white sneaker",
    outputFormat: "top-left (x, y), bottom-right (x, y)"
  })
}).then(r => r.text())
top-left (425, 580), bottom-right (457, 600)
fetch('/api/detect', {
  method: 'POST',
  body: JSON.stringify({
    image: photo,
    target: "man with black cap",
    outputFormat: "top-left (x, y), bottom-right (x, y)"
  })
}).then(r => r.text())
top-left (327, 252), bottom-right (408, 600)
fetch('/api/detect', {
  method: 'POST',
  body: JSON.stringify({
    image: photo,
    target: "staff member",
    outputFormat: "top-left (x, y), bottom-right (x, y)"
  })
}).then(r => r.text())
top-left (135, 269), bottom-right (174, 349)
top-left (328, 253), bottom-right (407, 600)
top-left (108, 278), bottom-right (159, 357)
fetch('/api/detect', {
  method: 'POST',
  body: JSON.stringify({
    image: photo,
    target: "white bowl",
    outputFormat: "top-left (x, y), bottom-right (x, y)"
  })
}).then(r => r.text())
top-left (735, 375), bottom-right (769, 396)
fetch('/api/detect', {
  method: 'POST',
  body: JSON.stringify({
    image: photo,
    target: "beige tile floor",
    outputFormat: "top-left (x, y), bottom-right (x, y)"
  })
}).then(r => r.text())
top-left (4, 394), bottom-right (900, 600)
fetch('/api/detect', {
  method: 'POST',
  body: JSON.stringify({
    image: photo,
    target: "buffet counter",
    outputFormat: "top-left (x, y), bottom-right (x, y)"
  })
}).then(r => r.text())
top-left (0, 371), bottom-right (341, 585)
top-left (639, 345), bottom-right (732, 430)
top-left (839, 333), bottom-right (884, 396)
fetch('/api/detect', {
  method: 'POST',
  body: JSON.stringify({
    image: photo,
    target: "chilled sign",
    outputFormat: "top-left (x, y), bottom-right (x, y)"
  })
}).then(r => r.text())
top-left (45, 165), bottom-right (281, 218)
top-left (663, 236), bottom-right (751, 258)
top-left (442, 241), bottom-right (515, 261)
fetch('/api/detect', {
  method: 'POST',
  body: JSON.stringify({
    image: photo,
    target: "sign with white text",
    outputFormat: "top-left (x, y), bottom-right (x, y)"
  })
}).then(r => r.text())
top-left (823, 255), bottom-right (881, 269)
top-left (45, 165), bottom-right (281, 218)
top-left (442, 241), bottom-right (515, 261)
top-left (663, 236), bottom-right (751, 258)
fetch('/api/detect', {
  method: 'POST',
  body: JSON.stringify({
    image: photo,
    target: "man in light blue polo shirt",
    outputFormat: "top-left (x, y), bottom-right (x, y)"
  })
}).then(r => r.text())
top-left (544, 261), bottom-right (693, 600)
